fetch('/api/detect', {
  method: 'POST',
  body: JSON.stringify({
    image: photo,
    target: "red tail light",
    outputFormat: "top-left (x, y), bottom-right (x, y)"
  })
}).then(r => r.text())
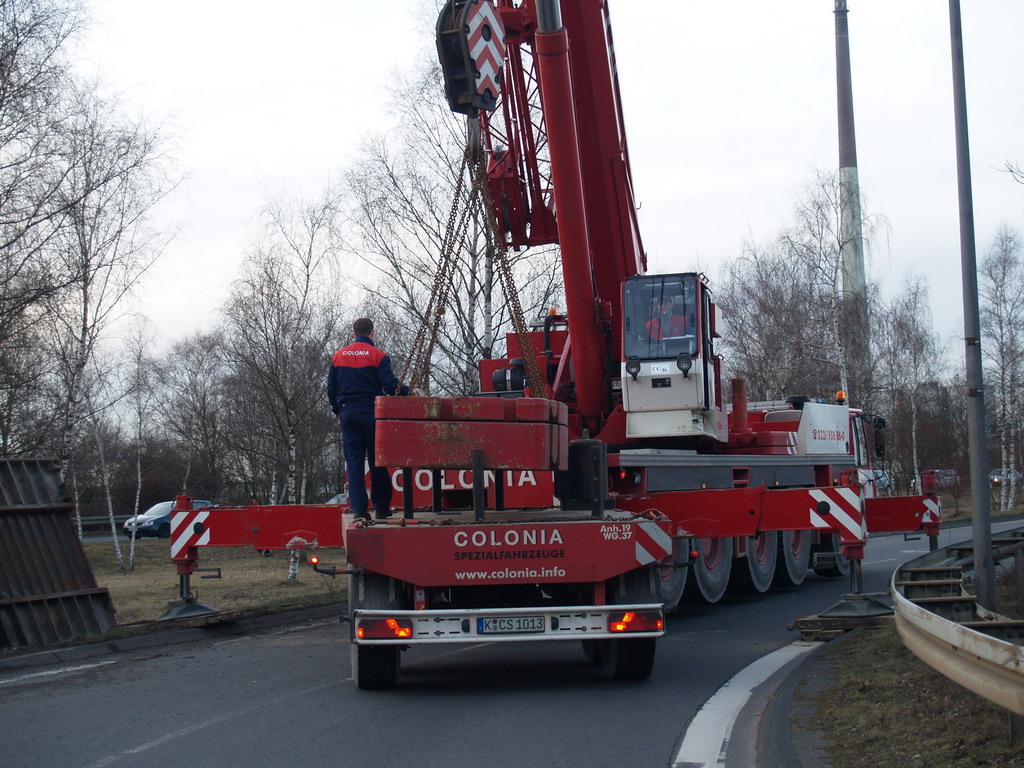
top-left (608, 610), bottom-right (663, 633)
top-left (357, 618), bottom-right (413, 639)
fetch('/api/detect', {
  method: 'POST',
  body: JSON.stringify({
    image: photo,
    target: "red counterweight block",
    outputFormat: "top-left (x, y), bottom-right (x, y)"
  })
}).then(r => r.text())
top-left (376, 396), bottom-right (569, 471)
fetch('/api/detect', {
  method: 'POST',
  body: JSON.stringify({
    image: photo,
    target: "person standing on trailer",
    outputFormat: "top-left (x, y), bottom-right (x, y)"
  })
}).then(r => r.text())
top-left (327, 318), bottom-right (408, 521)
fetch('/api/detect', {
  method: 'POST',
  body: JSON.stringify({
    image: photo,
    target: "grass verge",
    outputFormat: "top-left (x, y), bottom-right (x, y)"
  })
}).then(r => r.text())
top-left (84, 538), bottom-right (349, 625)
top-left (807, 625), bottom-right (1024, 767)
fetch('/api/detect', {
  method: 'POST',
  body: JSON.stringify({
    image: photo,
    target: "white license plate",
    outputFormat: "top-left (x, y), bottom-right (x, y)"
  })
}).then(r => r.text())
top-left (477, 616), bottom-right (545, 634)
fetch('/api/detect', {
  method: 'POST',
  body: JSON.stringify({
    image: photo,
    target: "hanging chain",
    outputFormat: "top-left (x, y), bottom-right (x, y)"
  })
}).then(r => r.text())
top-left (471, 159), bottom-right (547, 397)
top-left (404, 137), bottom-right (547, 398)
top-left (405, 150), bottom-right (473, 392)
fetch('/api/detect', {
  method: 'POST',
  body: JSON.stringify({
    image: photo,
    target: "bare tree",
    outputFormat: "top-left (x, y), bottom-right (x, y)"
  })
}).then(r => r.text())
top-left (0, 0), bottom-right (87, 457)
top-left (157, 330), bottom-right (228, 500)
top-left (82, 362), bottom-right (127, 564)
top-left (717, 240), bottom-right (832, 400)
top-left (979, 225), bottom-right (1023, 510)
top-left (0, 0), bottom-right (87, 353)
top-left (46, 82), bottom-right (175, 485)
top-left (873, 276), bottom-right (940, 491)
top-left (718, 169), bottom-right (882, 405)
top-left (0, 320), bottom-right (55, 454)
top-left (121, 315), bottom-right (157, 567)
top-left (780, 170), bottom-right (853, 398)
top-left (221, 191), bottom-right (343, 509)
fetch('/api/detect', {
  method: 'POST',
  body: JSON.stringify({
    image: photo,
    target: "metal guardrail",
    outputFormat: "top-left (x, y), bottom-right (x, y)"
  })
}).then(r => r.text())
top-left (891, 527), bottom-right (1024, 719)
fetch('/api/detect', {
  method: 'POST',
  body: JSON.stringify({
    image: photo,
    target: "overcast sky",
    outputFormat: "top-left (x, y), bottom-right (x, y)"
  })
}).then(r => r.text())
top-left (80, 0), bottom-right (1023, 358)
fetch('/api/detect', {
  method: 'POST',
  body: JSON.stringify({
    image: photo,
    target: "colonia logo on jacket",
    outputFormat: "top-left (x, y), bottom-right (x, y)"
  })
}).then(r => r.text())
top-left (342, 349), bottom-right (371, 356)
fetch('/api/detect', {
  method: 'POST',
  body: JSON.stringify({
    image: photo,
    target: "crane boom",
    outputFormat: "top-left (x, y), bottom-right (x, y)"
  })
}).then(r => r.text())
top-left (438, 0), bottom-right (646, 434)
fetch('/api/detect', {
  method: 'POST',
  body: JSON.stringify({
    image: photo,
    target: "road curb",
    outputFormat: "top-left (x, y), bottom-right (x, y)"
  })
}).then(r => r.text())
top-left (719, 635), bottom-right (837, 768)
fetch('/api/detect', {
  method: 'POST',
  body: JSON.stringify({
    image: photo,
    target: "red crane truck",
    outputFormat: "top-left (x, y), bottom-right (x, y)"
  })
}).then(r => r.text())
top-left (169, 0), bottom-right (940, 688)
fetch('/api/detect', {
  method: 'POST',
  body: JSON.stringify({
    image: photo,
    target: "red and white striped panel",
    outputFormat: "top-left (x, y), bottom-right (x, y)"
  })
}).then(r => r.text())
top-left (170, 508), bottom-right (212, 560)
top-left (808, 487), bottom-right (866, 543)
top-left (634, 520), bottom-right (672, 566)
top-left (467, 0), bottom-right (505, 109)
top-left (923, 497), bottom-right (941, 524)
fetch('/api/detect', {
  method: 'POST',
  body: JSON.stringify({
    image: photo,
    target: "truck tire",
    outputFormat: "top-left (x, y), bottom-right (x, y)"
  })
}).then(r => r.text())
top-left (730, 531), bottom-right (778, 594)
top-left (581, 639), bottom-right (602, 666)
top-left (682, 537), bottom-right (733, 604)
top-left (352, 644), bottom-right (401, 690)
top-left (658, 538), bottom-right (689, 613)
top-left (772, 530), bottom-right (811, 587)
top-left (349, 573), bottom-right (405, 689)
top-left (601, 567), bottom-right (660, 681)
top-left (601, 637), bottom-right (656, 681)
top-left (812, 533), bottom-right (851, 579)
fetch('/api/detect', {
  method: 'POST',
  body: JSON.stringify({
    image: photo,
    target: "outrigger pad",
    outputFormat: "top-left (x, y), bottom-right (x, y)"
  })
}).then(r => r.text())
top-left (158, 600), bottom-right (220, 621)
top-left (818, 593), bottom-right (894, 619)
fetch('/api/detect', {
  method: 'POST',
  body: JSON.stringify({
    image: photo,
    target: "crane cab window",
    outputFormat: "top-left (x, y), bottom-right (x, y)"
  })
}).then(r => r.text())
top-left (623, 275), bottom-right (699, 361)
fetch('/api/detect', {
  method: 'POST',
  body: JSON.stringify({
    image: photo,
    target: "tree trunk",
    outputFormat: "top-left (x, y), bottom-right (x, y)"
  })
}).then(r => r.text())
top-left (88, 397), bottom-right (125, 570)
top-left (71, 464), bottom-right (84, 540)
top-left (286, 415), bottom-right (298, 504)
top-left (130, 451), bottom-right (141, 569)
top-left (910, 392), bottom-right (921, 493)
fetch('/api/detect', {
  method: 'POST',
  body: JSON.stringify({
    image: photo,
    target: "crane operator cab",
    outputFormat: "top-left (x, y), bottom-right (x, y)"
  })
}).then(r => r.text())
top-left (621, 273), bottom-right (728, 442)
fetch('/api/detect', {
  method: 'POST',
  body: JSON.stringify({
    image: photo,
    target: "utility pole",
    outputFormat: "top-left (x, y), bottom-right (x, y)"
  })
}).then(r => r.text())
top-left (948, 0), bottom-right (994, 609)
top-left (833, 0), bottom-right (869, 395)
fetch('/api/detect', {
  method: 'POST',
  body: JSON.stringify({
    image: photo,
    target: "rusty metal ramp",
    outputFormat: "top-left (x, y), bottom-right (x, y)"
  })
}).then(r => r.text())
top-left (0, 458), bottom-right (116, 648)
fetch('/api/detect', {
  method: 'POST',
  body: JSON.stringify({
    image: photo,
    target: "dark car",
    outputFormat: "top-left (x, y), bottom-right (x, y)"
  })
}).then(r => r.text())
top-left (123, 499), bottom-right (216, 538)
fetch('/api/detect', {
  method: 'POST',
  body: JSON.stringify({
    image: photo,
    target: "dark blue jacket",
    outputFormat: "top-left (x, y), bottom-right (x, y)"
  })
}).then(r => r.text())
top-left (327, 335), bottom-right (407, 414)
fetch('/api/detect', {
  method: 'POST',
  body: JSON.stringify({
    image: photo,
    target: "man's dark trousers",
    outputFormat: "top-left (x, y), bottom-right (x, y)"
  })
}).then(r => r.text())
top-left (340, 408), bottom-right (392, 517)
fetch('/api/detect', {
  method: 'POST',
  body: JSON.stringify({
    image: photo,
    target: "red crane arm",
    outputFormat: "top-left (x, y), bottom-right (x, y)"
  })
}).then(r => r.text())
top-left (498, 1), bottom-right (646, 428)
top-left (439, 0), bottom-right (646, 433)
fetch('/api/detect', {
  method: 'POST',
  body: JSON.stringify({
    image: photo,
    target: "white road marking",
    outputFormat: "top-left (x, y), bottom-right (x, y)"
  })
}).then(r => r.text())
top-left (84, 680), bottom-right (336, 767)
top-left (0, 660), bottom-right (117, 686)
top-left (81, 639), bottom-right (485, 766)
top-left (672, 641), bottom-right (819, 768)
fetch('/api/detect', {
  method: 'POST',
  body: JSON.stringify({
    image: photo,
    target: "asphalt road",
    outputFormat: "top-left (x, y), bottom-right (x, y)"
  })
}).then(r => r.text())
top-left (0, 527), bottom-right (987, 768)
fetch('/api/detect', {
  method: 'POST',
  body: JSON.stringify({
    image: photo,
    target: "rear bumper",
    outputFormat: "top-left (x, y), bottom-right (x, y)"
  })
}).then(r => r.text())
top-left (352, 603), bottom-right (665, 645)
